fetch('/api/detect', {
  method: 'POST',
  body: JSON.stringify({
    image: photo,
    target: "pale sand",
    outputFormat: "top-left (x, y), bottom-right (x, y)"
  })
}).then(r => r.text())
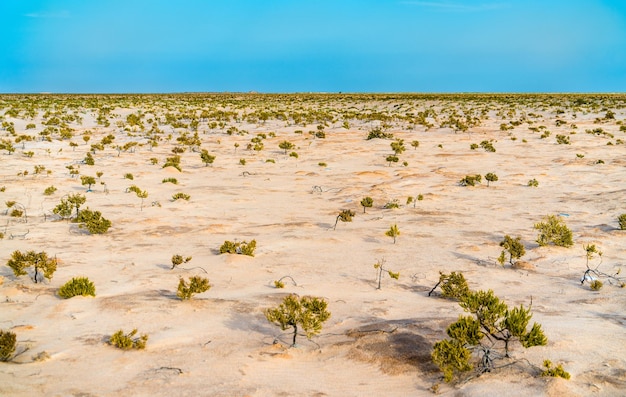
top-left (0, 95), bottom-right (625, 396)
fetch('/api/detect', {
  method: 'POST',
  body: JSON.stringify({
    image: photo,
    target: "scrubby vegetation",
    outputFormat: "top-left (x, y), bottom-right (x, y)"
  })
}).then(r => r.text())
top-left (58, 277), bottom-right (96, 298)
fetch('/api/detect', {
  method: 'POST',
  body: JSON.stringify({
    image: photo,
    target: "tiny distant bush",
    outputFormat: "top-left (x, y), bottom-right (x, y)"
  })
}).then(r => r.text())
top-left (429, 271), bottom-right (470, 300)
top-left (459, 174), bottom-right (481, 186)
top-left (470, 143), bottom-right (479, 150)
top-left (265, 294), bottom-right (331, 347)
top-left (360, 196), bottom-right (373, 213)
top-left (162, 177), bottom-right (178, 184)
top-left (498, 235), bottom-right (526, 266)
top-left (528, 178), bottom-right (539, 187)
top-left (484, 173), bottom-right (498, 186)
top-left (123, 173), bottom-right (134, 180)
top-left (618, 214), bottom-right (626, 230)
top-left (172, 192), bottom-right (190, 201)
top-left (220, 240), bottom-right (256, 256)
top-left (318, 162), bottom-right (327, 167)
top-left (109, 329), bottom-right (148, 350)
top-left (74, 208), bottom-right (112, 234)
top-left (556, 135), bottom-right (570, 145)
top-left (44, 186), bottom-right (57, 196)
top-left (534, 215), bottom-right (573, 247)
top-left (479, 140), bottom-right (496, 152)
top-left (58, 277), bottom-right (96, 298)
top-left (366, 127), bottom-right (394, 140)
top-left (385, 224), bottom-right (400, 244)
top-left (7, 250), bottom-right (58, 283)
top-left (589, 279), bottom-right (603, 291)
top-left (177, 276), bottom-right (210, 300)
top-left (334, 209), bottom-right (355, 230)
top-left (171, 254), bottom-right (192, 269)
top-left (541, 360), bottom-right (571, 379)
top-left (0, 330), bottom-right (17, 362)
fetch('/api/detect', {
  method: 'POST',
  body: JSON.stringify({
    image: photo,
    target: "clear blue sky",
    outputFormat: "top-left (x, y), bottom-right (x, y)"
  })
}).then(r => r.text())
top-left (1, 0), bottom-right (625, 93)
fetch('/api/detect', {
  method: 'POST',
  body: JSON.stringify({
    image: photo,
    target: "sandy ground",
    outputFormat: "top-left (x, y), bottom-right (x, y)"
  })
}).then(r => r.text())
top-left (0, 94), bottom-right (625, 396)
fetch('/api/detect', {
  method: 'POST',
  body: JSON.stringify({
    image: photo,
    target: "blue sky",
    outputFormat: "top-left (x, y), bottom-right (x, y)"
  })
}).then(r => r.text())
top-left (1, 0), bottom-right (625, 93)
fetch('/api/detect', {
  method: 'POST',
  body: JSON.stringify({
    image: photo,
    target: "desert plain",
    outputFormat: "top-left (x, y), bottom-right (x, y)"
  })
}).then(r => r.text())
top-left (0, 93), bottom-right (625, 396)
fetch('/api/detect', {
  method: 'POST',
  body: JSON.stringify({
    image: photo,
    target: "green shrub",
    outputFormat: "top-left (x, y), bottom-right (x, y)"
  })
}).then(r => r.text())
top-left (432, 289), bottom-right (547, 383)
top-left (123, 173), bottom-right (134, 180)
top-left (618, 214), bottom-right (626, 230)
top-left (459, 174), bottom-right (481, 186)
top-left (109, 329), bottom-right (148, 350)
top-left (541, 360), bottom-right (571, 379)
top-left (528, 178), bottom-right (539, 187)
top-left (534, 215), bottom-right (573, 247)
top-left (6, 250), bottom-right (57, 283)
top-left (74, 208), bottom-right (112, 234)
top-left (590, 279), bottom-right (603, 291)
top-left (429, 271), bottom-right (470, 299)
top-left (0, 330), bottom-right (17, 362)
top-left (58, 277), bottom-right (96, 298)
top-left (498, 235), bottom-right (526, 266)
top-left (484, 173), bottom-right (498, 187)
top-left (43, 186), bottom-right (57, 196)
top-left (162, 177), bottom-right (178, 184)
top-left (360, 196), bottom-right (373, 213)
top-left (176, 276), bottom-right (210, 300)
top-left (334, 209), bottom-right (355, 230)
top-left (265, 294), bottom-right (331, 346)
top-left (219, 240), bottom-right (257, 256)
top-left (171, 254), bottom-right (192, 269)
top-left (172, 192), bottom-right (190, 201)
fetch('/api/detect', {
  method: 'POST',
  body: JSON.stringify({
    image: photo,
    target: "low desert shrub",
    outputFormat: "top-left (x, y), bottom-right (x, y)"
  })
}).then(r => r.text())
top-left (429, 271), bottom-right (470, 299)
top-left (618, 214), bottom-right (626, 230)
top-left (172, 192), bottom-right (190, 201)
top-left (334, 209), bottom-right (355, 230)
top-left (265, 294), bottom-right (331, 346)
top-left (171, 254), bottom-right (192, 269)
top-left (109, 329), bottom-right (148, 350)
top-left (459, 174), bottom-right (481, 186)
top-left (58, 277), bottom-right (96, 298)
top-left (528, 178), bottom-right (539, 187)
top-left (0, 330), bottom-right (17, 362)
top-left (373, 259), bottom-right (399, 289)
top-left (177, 276), bottom-right (210, 300)
top-left (432, 289), bottom-right (547, 382)
top-left (43, 186), bottom-right (57, 196)
top-left (541, 360), bottom-right (571, 379)
top-left (534, 215), bottom-right (573, 247)
top-left (74, 208), bottom-right (112, 234)
top-left (162, 177), bottom-right (178, 184)
top-left (498, 235), bottom-right (526, 266)
top-left (6, 250), bottom-right (57, 283)
top-left (219, 240), bottom-right (256, 256)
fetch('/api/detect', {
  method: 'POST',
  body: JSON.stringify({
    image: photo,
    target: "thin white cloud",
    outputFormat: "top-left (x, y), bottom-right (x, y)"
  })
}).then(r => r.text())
top-left (24, 11), bottom-right (70, 18)
top-left (400, 1), bottom-right (507, 12)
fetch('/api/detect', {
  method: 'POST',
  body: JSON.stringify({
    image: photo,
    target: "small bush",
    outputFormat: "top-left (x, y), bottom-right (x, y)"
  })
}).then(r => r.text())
top-left (172, 192), bottom-right (190, 201)
top-left (44, 186), bottom-right (57, 196)
top-left (429, 271), bottom-right (470, 299)
top-left (0, 330), bottom-right (17, 362)
top-left (528, 178), bottom-right (539, 187)
top-left (74, 208), bottom-right (112, 234)
top-left (162, 177), bottom-right (178, 184)
top-left (498, 235), bottom-right (525, 266)
top-left (109, 329), bottom-right (148, 350)
top-left (534, 215), bottom-right (573, 247)
top-left (459, 174), bottom-right (481, 186)
top-left (171, 254), bottom-right (192, 269)
top-left (124, 173), bottom-right (134, 180)
top-left (177, 276), bottom-right (210, 300)
top-left (618, 214), bottom-right (626, 230)
top-left (220, 240), bottom-right (256, 256)
top-left (590, 279), bottom-right (603, 291)
top-left (541, 360), bottom-right (571, 379)
top-left (58, 277), bottom-right (96, 298)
